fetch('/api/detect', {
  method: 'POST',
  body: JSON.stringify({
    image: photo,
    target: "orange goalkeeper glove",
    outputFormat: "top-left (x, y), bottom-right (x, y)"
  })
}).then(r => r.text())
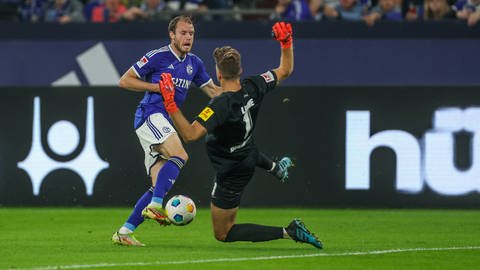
top-left (159, 73), bottom-right (178, 114)
top-left (272, 22), bottom-right (293, 49)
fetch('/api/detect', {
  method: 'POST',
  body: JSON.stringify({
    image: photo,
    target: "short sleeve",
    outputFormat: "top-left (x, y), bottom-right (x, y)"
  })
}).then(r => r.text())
top-left (247, 70), bottom-right (278, 95)
top-left (132, 53), bottom-right (156, 78)
top-left (192, 56), bottom-right (211, 88)
top-left (195, 97), bottom-right (228, 133)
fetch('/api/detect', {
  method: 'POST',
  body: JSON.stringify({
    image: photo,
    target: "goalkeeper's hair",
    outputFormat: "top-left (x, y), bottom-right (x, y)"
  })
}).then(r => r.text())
top-left (168, 15), bottom-right (193, 34)
top-left (213, 46), bottom-right (242, 81)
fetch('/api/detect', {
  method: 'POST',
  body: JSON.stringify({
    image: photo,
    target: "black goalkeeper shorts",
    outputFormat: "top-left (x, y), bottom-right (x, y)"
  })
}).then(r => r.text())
top-left (210, 151), bottom-right (257, 209)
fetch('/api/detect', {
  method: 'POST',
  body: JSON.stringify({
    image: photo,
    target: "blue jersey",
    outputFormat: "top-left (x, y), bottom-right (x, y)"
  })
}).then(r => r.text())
top-left (132, 44), bottom-right (211, 129)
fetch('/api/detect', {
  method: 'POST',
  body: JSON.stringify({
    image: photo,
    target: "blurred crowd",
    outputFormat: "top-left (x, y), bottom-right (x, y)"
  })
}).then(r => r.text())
top-left (273, 0), bottom-right (480, 26)
top-left (0, 0), bottom-right (478, 26)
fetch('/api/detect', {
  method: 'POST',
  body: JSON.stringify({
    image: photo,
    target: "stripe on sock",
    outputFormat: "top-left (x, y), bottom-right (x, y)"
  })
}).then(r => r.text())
top-left (169, 157), bottom-right (185, 169)
top-left (123, 222), bottom-right (136, 231)
top-left (152, 197), bottom-right (163, 204)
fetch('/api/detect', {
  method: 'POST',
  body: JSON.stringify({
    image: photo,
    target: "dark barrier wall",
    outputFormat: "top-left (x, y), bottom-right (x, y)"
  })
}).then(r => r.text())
top-left (3, 39), bottom-right (480, 86)
top-left (1, 86), bottom-right (480, 207)
top-left (0, 21), bottom-right (479, 86)
top-left (1, 21), bottom-right (479, 39)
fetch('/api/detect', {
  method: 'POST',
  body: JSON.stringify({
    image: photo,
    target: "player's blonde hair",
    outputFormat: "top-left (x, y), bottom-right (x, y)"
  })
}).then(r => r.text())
top-left (213, 46), bottom-right (242, 80)
top-left (168, 15), bottom-right (193, 34)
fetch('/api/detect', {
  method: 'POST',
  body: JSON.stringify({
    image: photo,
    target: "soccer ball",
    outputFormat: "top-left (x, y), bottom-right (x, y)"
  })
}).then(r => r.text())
top-left (165, 195), bottom-right (196, 226)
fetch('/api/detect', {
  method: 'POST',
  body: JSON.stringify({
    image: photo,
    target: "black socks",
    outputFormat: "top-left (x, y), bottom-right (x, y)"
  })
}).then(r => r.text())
top-left (225, 224), bottom-right (284, 242)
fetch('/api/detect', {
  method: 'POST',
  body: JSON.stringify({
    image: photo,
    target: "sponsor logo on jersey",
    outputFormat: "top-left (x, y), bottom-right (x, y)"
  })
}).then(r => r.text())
top-left (260, 71), bottom-right (275, 83)
top-left (168, 64), bottom-right (174, 69)
top-left (186, 64), bottom-right (193, 75)
top-left (198, 107), bottom-right (214, 121)
top-left (137, 56), bottom-right (149, 68)
top-left (172, 77), bottom-right (192, 89)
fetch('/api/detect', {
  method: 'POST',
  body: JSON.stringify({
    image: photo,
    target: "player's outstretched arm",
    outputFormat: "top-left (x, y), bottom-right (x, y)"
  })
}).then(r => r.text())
top-left (271, 22), bottom-right (294, 84)
top-left (172, 116), bottom-right (207, 143)
top-left (159, 73), bottom-right (207, 143)
top-left (118, 67), bottom-right (159, 92)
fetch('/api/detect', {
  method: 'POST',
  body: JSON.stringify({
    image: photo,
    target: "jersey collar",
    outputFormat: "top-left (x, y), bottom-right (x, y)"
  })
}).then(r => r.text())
top-left (168, 45), bottom-right (186, 62)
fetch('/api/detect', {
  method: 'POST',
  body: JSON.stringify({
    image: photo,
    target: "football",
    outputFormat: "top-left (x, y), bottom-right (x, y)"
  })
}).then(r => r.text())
top-left (165, 195), bottom-right (197, 226)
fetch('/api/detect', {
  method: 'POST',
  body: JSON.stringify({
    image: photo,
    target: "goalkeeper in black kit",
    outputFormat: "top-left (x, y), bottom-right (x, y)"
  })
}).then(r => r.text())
top-left (158, 22), bottom-right (322, 249)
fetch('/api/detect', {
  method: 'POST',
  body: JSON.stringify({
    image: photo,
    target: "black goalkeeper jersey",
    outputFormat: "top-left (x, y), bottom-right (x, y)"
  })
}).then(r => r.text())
top-left (196, 70), bottom-right (278, 173)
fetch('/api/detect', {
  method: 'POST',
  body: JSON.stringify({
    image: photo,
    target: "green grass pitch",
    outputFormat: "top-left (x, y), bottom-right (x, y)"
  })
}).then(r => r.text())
top-left (1, 208), bottom-right (480, 270)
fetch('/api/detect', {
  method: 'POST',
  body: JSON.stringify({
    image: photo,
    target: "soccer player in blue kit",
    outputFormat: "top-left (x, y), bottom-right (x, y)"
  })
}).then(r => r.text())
top-left (157, 22), bottom-right (322, 248)
top-left (112, 15), bottom-right (294, 246)
top-left (112, 15), bottom-right (219, 246)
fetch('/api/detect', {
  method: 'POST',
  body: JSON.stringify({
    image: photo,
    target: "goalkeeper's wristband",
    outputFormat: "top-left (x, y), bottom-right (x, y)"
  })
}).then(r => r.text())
top-left (164, 101), bottom-right (179, 114)
top-left (280, 38), bottom-right (292, 49)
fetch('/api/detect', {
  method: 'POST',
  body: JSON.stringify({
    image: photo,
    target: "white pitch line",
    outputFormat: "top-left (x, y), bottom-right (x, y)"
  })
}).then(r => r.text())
top-left (6, 246), bottom-right (480, 270)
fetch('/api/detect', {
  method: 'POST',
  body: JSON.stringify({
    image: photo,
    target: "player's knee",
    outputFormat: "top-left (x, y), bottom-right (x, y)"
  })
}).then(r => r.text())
top-left (167, 152), bottom-right (188, 164)
top-left (167, 148), bottom-right (188, 163)
top-left (213, 231), bottom-right (228, 242)
top-left (212, 223), bottom-right (234, 242)
top-left (177, 152), bottom-right (189, 163)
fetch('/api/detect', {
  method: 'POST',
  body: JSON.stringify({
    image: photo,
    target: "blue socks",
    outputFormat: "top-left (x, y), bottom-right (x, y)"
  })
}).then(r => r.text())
top-left (120, 187), bottom-right (154, 233)
top-left (119, 156), bottom-right (185, 234)
top-left (151, 156), bottom-right (186, 206)
top-left (225, 224), bottom-right (284, 242)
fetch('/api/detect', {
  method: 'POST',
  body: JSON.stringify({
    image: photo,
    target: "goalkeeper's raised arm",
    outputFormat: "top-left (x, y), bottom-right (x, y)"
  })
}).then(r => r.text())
top-left (271, 22), bottom-right (294, 84)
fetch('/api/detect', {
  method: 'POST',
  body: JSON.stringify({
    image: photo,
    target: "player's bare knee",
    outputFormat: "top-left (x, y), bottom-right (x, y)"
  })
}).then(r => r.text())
top-left (176, 152), bottom-right (189, 163)
top-left (213, 231), bottom-right (228, 242)
top-left (212, 222), bottom-right (234, 242)
top-left (157, 146), bottom-right (189, 162)
top-left (168, 152), bottom-right (188, 163)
